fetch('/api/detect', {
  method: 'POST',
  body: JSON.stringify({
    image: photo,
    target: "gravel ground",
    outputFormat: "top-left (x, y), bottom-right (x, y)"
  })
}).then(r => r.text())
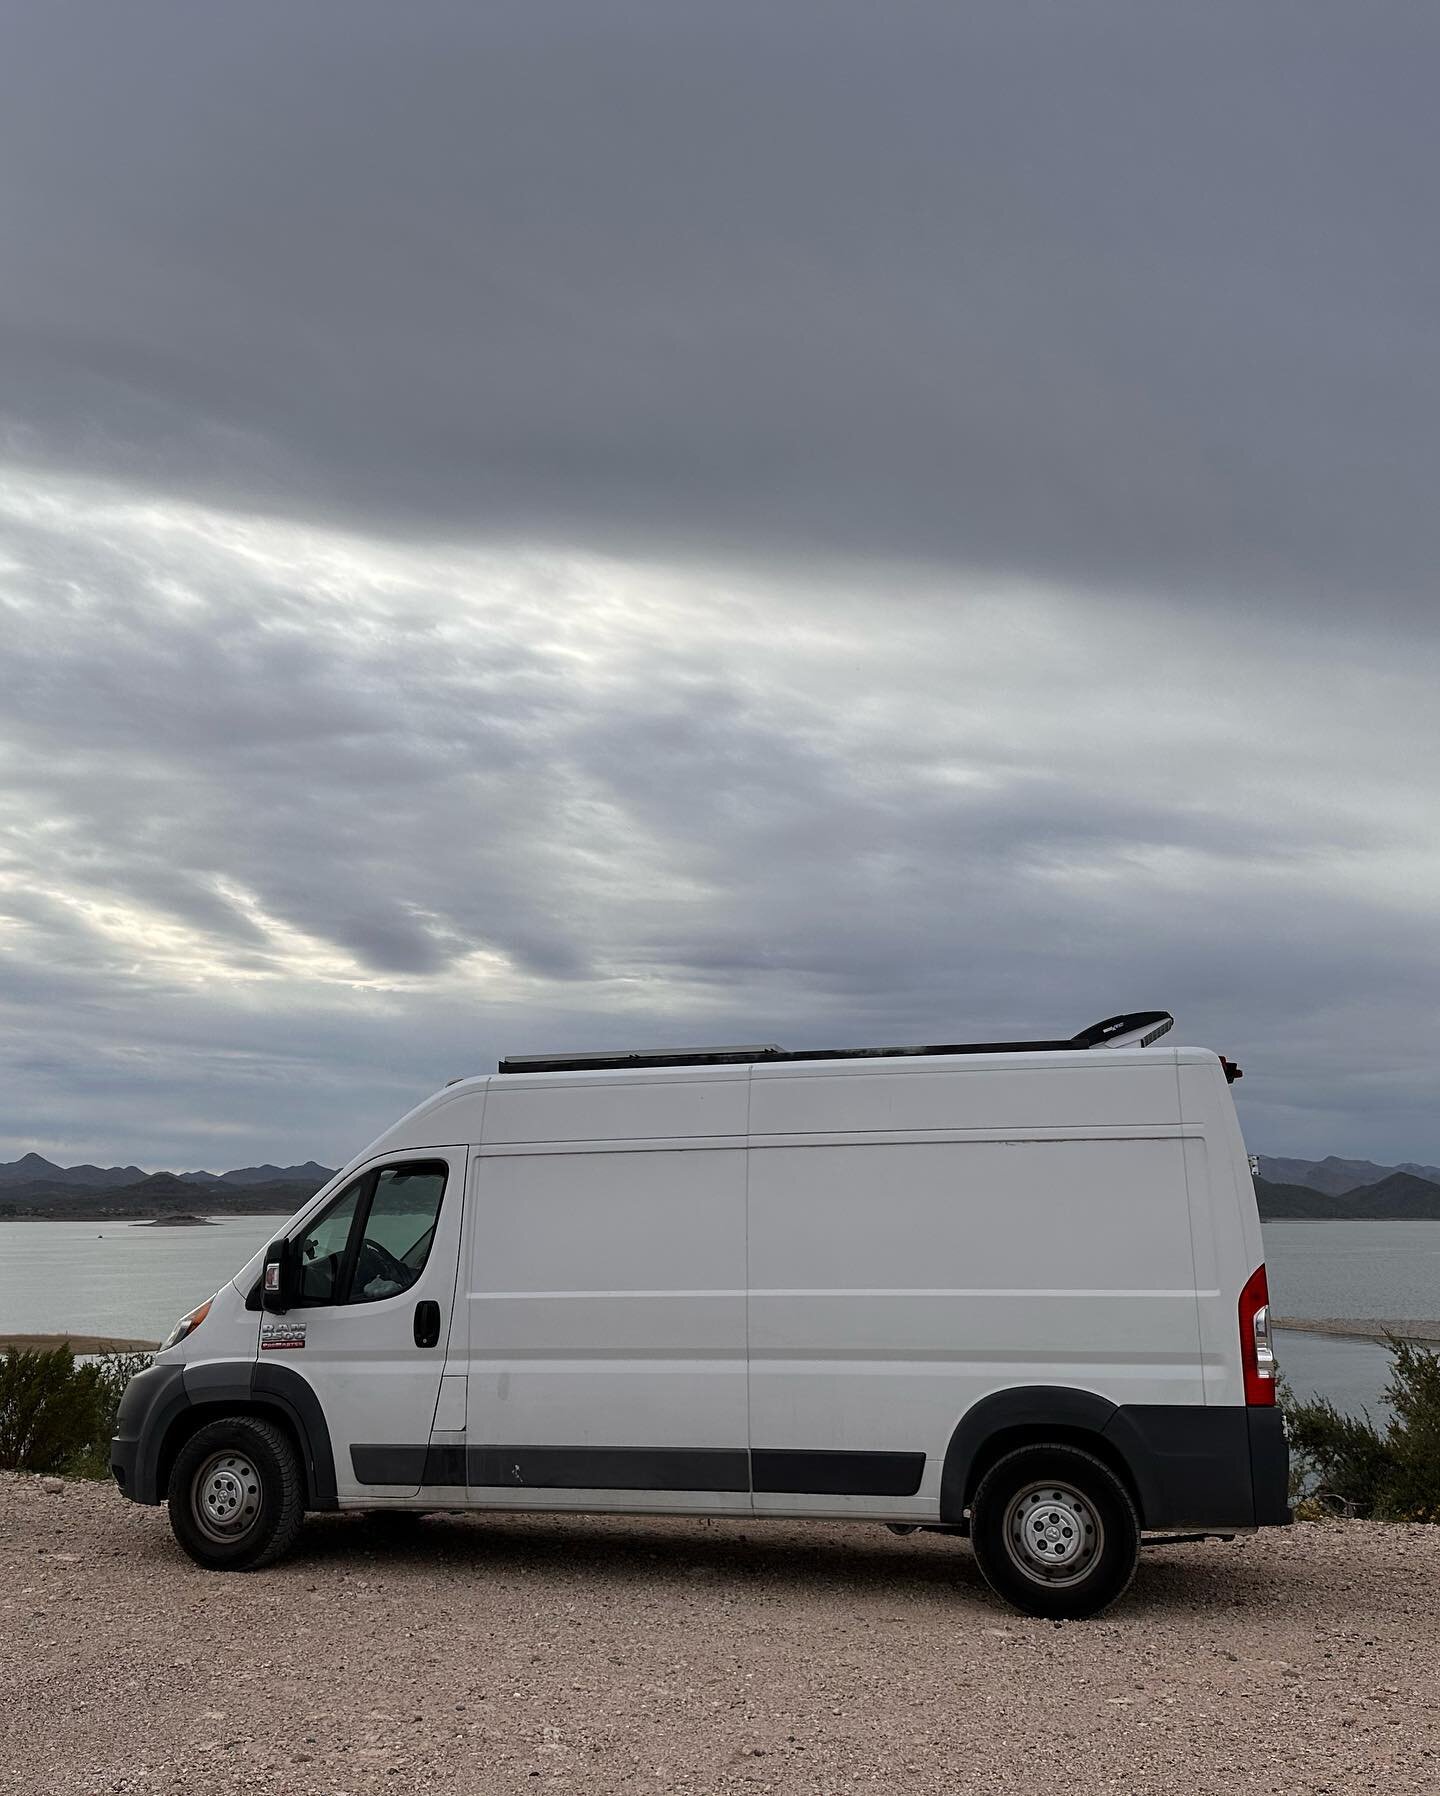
top-left (3, 1476), bottom-right (1439, 1796)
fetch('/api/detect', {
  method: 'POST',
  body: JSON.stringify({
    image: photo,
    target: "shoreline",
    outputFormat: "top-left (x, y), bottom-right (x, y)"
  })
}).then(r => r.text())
top-left (0, 1210), bottom-right (291, 1224)
top-left (1275, 1317), bottom-right (1440, 1345)
top-left (1, 1333), bottom-right (158, 1354)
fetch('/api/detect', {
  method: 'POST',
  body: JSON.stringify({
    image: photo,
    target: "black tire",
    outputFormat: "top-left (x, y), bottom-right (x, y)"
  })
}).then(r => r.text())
top-left (968, 1443), bottom-right (1139, 1619)
top-left (167, 1415), bottom-right (305, 1571)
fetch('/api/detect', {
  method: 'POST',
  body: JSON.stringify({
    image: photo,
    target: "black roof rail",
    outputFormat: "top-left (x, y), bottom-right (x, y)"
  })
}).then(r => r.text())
top-left (498, 1045), bottom-right (786, 1076)
top-left (497, 1011), bottom-right (1173, 1076)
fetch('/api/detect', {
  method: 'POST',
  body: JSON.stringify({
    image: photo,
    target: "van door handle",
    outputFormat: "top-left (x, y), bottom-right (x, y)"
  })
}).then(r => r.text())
top-left (413, 1300), bottom-right (441, 1349)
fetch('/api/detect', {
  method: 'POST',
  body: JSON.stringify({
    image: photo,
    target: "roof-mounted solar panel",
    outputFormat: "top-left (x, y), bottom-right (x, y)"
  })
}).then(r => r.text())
top-left (497, 1011), bottom-right (1173, 1076)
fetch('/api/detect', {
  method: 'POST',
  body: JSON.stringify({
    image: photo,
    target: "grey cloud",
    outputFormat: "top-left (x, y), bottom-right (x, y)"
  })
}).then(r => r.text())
top-left (2, 478), bottom-right (1437, 1165)
top-left (1, 3), bottom-right (1437, 612)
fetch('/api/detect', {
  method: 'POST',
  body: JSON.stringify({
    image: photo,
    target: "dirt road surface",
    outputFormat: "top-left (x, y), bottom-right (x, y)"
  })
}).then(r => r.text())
top-left (3, 1476), bottom-right (1439, 1795)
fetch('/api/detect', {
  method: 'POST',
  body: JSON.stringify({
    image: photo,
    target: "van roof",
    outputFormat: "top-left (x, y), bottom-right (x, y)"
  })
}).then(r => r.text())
top-left (495, 1011), bottom-right (1174, 1077)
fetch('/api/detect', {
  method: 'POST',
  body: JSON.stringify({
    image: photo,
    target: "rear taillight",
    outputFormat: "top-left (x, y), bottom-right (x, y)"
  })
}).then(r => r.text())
top-left (1239, 1264), bottom-right (1276, 1406)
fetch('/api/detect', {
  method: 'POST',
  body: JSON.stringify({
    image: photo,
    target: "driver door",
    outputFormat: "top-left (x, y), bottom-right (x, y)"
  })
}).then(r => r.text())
top-left (272, 1150), bottom-right (464, 1502)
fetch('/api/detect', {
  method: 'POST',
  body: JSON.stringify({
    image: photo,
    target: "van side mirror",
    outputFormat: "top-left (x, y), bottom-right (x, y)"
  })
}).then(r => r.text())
top-left (261, 1239), bottom-right (300, 1313)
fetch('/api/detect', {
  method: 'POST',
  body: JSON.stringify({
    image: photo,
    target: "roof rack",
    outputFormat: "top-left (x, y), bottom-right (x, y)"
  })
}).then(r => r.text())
top-left (497, 1011), bottom-right (1173, 1076)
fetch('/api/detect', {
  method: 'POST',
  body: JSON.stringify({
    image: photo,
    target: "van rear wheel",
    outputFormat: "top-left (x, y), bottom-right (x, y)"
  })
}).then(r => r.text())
top-left (167, 1415), bottom-right (304, 1571)
top-left (969, 1444), bottom-right (1139, 1619)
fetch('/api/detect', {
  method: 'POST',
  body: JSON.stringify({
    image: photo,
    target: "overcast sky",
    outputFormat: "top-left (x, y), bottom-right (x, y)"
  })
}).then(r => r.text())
top-left (1, 2), bottom-right (1437, 1170)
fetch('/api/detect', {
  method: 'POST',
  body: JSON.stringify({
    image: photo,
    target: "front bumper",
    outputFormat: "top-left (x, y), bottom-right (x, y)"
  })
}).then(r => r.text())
top-left (110, 1362), bottom-right (189, 1505)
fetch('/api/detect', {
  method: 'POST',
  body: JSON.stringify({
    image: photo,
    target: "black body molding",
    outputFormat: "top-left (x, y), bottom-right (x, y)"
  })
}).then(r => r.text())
top-left (751, 1448), bottom-right (925, 1497)
top-left (347, 1443), bottom-right (925, 1497)
top-left (466, 1444), bottom-right (751, 1492)
top-left (351, 1443), bottom-right (753, 1492)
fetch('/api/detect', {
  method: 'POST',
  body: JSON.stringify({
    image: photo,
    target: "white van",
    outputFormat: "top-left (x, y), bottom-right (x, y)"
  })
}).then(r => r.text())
top-left (112, 1011), bottom-right (1288, 1618)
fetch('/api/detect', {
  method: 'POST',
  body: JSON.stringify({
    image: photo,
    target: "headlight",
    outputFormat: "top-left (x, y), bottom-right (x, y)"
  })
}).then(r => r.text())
top-left (161, 1298), bottom-right (212, 1350)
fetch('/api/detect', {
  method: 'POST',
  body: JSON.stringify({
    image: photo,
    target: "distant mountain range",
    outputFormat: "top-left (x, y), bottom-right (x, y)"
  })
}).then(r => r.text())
top-left (1256, 1170), bottom-right (1440, 1222)
top-left (0, 1153), bottom-right (335, 1197)
top-left (1256, 1154), bottom-right (1440, 1196)
top-left (175, 1162), bottom-right (337, 1187)
top-left (0, 1155), bottom-right (336, 1219)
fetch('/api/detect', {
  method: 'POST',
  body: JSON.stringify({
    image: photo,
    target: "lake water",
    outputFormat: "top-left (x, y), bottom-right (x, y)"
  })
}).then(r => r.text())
top-left (0, 1215), bottom-right (1436, 1415)
top-left (1265, 1219), bottom-right (1440, 1419)
top-left (0, 1214), bottom-right (280, 1344)
top-left (1264, 1220), bottom-right (1440, 1321)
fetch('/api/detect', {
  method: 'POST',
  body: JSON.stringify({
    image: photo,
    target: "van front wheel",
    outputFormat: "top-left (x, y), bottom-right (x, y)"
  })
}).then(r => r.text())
top-left (167, 1415), bottom-right (304, 1571)
top-left (968, 1444), bottom-right (1139, 1619)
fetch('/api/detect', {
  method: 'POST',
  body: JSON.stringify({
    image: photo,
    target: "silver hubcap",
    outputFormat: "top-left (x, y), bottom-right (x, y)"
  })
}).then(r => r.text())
top-left (192, 1450), bottom-right (263, 1544)
top-left (1003, 1481), bottom-right (1103, 1587)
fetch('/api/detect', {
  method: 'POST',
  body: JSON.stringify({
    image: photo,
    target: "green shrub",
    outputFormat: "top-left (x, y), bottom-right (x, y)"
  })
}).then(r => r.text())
top-left (1282, 1337), bottom-right (1440, 1521)
top-left (0, 1345), bottom-right (102, 1473)
top-left (0, 1345), bottom-right (153, 1479)
top-left (74, 1350), bottom-right (153, 1478)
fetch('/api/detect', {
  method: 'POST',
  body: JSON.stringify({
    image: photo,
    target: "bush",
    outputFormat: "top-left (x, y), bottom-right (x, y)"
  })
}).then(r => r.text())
top-left (0, 1345), bottom-right (152, 1479)
top-left (1282, 1336), bottom-right (1440, 1521)
top-left (0, 1345), bottom-right (101, 1473)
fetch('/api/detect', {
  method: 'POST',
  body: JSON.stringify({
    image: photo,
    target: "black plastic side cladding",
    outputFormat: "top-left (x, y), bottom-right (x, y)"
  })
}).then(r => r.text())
top-left (349, 1443), bottom-right (926, 1496)
top-left (753, 1448), bottom-right (926, 1497)
top-left (1102, 1405), bottom-right (1257, 1529)
top-left (467, 1445), bottom-right (751, 1492)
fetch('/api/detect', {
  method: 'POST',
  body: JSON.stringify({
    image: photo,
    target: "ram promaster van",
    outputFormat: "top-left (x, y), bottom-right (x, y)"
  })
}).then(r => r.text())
top-left (112, 1010), bottom-right (1288, 1618)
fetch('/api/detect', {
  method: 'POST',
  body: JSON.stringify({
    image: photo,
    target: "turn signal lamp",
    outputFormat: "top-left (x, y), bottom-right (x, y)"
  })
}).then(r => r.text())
top-left (161, 1297), bottom-right (212, 1351)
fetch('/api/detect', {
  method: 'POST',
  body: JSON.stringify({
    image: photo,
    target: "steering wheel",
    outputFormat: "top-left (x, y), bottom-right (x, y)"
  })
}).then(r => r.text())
top-left (355, 1236), bottom-right (409, 1290)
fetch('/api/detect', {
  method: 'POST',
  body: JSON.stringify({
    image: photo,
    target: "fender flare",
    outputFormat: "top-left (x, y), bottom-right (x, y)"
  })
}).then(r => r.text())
top-left (250, 1361), bottom-right (338, 1508)
top-left (166, 1360), bottom-right (339, 1510)
top-left (939, 1385), bottom-right (1155, 1524)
